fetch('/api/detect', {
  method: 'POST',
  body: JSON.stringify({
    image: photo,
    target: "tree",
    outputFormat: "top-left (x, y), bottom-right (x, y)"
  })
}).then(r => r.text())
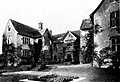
top-left (4, 43), bottom-right (16, 66)
top-left (28, 44), bottom-right (35, 66)
top-left (94, 24), bottom-right (104, 34)
top-left (33, 39), bottom-right (43, 65)
top-left (110, 51), bottom-right (120, 69)
top-left (83, 30), bottom-right (94, 63)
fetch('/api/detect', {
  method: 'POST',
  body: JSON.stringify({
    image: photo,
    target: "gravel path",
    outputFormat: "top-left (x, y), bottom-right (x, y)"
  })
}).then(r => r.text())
top-left (2, 64), bottom-right (89, 82)
top-left (2, 64), bottom-right (118, 82)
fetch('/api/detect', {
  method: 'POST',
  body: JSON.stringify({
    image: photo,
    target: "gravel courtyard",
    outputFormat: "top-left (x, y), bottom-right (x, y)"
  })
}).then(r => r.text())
top-left (1, 64), bottom-right (120, 82)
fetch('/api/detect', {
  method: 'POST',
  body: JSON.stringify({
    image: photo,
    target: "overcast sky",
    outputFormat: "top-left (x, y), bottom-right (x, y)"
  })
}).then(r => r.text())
top-left (0, 0), bottom-right (101, 54)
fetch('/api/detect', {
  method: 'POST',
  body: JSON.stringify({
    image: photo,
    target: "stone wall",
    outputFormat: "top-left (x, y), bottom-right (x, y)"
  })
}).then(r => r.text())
top-left (93, 0), bottom-right (119, 53)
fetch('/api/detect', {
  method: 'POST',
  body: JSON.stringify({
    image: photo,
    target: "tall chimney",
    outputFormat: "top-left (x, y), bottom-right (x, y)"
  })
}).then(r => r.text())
top-left (38, 22), bottom-right (43, 30)
top-left (49, 30), bottom-right (52, 35)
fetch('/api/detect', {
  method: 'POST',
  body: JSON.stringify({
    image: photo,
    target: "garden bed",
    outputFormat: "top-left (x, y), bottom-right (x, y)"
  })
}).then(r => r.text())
top-left (20, 74), bottom-right (79, 82)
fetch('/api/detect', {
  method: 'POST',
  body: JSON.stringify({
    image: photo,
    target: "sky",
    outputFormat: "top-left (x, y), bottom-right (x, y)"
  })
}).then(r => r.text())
top-left (0, 0), bottom-right (102, 54)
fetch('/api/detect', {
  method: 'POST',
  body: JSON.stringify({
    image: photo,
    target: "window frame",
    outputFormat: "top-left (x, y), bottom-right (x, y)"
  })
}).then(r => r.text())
top-left (110, 10), bottom-right (119, 28)
top-left (111, 37), bottom-right (120, 52)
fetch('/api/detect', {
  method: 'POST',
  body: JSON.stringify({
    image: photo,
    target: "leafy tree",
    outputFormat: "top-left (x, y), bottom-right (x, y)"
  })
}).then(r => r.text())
top-left (4, 43), bottom-right (16, 66)
top-left (83, 30), bottom-right (94, 63)
top-left (33, 39), bottom-right (43, 66)
top-left (99, 47), bottom-right (111, 58)
top-left (2, 35), bottom-right (21, 67)
top-left (110, 51), bottom-right (120, 69)
top-left (28, 44), bottom-right (35, 66)
top-left (94, 24), bottom-right (104, 34)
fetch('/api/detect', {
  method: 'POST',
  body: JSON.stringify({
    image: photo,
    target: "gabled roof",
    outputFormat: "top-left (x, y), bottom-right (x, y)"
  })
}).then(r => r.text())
top-left (52, 30), bottom-right (80, 43)
top-left (52, 33), bottom-right (65, 43)
top-left (44, 28), bottom-right (53, 42)
top-left (80, 19), bottom-right (92, 31)
top-left (90, 0), bottom-right (105, 16)
top-left (72, 30), bottom-right (80, 37)
top-left (10, 19), bottom-right (41, 38)
top-left (90, 0), bottom-right (119, 16)
top-left (62, 31), bottom-right (80, 40)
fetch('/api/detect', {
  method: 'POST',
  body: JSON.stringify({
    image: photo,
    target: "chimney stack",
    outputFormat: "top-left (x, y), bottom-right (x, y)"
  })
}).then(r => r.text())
top-left (38, 22), bottom-right (43, 30)
top-left (49, 30), bottom-right (52, 35)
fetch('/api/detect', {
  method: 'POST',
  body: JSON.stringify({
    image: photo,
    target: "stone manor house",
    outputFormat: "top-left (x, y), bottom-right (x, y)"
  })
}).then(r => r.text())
top-left (2, 19), bottom-right (52, 65)
top-left (2, 19), bottom-right (82, 65)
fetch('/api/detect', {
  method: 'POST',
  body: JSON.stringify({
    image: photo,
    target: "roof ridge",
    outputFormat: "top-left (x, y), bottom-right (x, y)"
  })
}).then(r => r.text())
top-left (10, 19), bottom-right (38, 31)
top-left (10, 19), bottom-right (41, 38)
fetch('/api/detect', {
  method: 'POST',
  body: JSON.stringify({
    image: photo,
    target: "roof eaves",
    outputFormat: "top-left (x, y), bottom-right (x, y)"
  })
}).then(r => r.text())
top-left (90, 0), bottom-right (105, 16)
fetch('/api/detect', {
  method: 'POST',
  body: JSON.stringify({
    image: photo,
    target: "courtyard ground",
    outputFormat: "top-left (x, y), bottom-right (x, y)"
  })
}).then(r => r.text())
top-left (1, 64), bottom-right (120, 82)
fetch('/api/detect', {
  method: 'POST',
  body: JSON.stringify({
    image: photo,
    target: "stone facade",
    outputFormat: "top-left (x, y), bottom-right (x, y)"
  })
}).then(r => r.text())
top-left (90, 0), bottom-right (120, 67)
top-left (90, 0), bottom-right (119, 53)
top-left (52, 30), bottom-right (80, 64)
top-left (2, 19), bottom-right (42, 65)
top-left (80, 19), bottom-right (93, 64)
top-left (39, 27), bottom-right (53, 64)
top-left (2, 19), bottom-right (52, 65)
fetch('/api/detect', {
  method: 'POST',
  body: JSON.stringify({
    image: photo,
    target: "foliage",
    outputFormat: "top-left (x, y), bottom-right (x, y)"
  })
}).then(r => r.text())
top-left (110, 51), bottom-right (120, 69)
top-left (29, 39), bottom-right (43, 66)
top-left (99, 46), bottom-right (112, 59)
top-left (82, 24), bottom-right (104, 65)
top-left (2, 35), bottom-right (21, 66)
top-left (3, 43), bottom-right (21, 67)
top-left (94, 24), bottom-right (104, 34)
top-left (81, 30), bottom-right (93, 63)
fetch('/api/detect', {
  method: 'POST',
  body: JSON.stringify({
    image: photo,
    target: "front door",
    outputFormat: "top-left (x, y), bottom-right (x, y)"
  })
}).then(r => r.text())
top-left (64, 54), bottom-right (72, 62)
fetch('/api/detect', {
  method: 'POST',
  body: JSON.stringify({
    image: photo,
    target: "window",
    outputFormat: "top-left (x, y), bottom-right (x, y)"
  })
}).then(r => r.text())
top-left (8, 28), bottom-right (11, 31)
top-left (112, 38), bottom-right (116, 51)
top-left (110, 11), bottom-right (119, 27)
top-left (110, 0), bottom-right (114, 2)
top-left (110, 12), bottom-right (116, 27)
top-left (116, 11), bottom-right (119, 32)
top-left (28, 38), bottom-right (30, 44)
top-left (116, 10), bottom-right (119, 26)
top-left (67, 43), bottom-right (71, 46)
top-left (23, 37), bottom-right (30, 44)
top-left (115, 0), bottom-right (119, 2)
top-left (111, 37), bottom-right (120, 52)
top-left (8, 39), bottom-right (9, 44)
top-left (23, 37), bottom-right (24, 44)
top-left (112, 38), bottom-right (115, 44)
top-left (22, 50), bottom-right (29, 57)
top-left (117, 45), bottom-right (120, 52)
top-left (8, 25), bottom-right (11, 31)
top-left (22, 50), bottom-right (24, 56)
top-left (25, 37), bottom-right (26, 44)
top-left (110, 0), bottom-right (119, 2)
top-left (117, 38), bottom-right (120, 44)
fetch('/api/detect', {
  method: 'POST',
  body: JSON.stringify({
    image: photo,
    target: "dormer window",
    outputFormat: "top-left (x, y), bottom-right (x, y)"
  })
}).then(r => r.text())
top-left (8, 28), bottom-right (10, 31)
top-left (8, 26), bottom-right (11, 31)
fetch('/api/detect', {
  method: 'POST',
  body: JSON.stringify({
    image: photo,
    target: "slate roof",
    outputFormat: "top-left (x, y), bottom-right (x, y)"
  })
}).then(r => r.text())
top-left (10, 19), bottom-right (41, 38)
top-left (72, 30), bottom-right (80, 37)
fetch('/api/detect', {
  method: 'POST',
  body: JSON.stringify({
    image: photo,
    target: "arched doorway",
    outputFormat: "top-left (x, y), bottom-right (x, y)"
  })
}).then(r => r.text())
top-left (65, 54), bottom-right (72, 62)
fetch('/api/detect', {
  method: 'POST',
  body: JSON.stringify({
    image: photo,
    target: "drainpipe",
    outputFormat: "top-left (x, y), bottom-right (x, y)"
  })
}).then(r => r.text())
top-left (79, 30), bottom-right (82, 64)
top-left (90, 14), bottom-right (94, 67)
